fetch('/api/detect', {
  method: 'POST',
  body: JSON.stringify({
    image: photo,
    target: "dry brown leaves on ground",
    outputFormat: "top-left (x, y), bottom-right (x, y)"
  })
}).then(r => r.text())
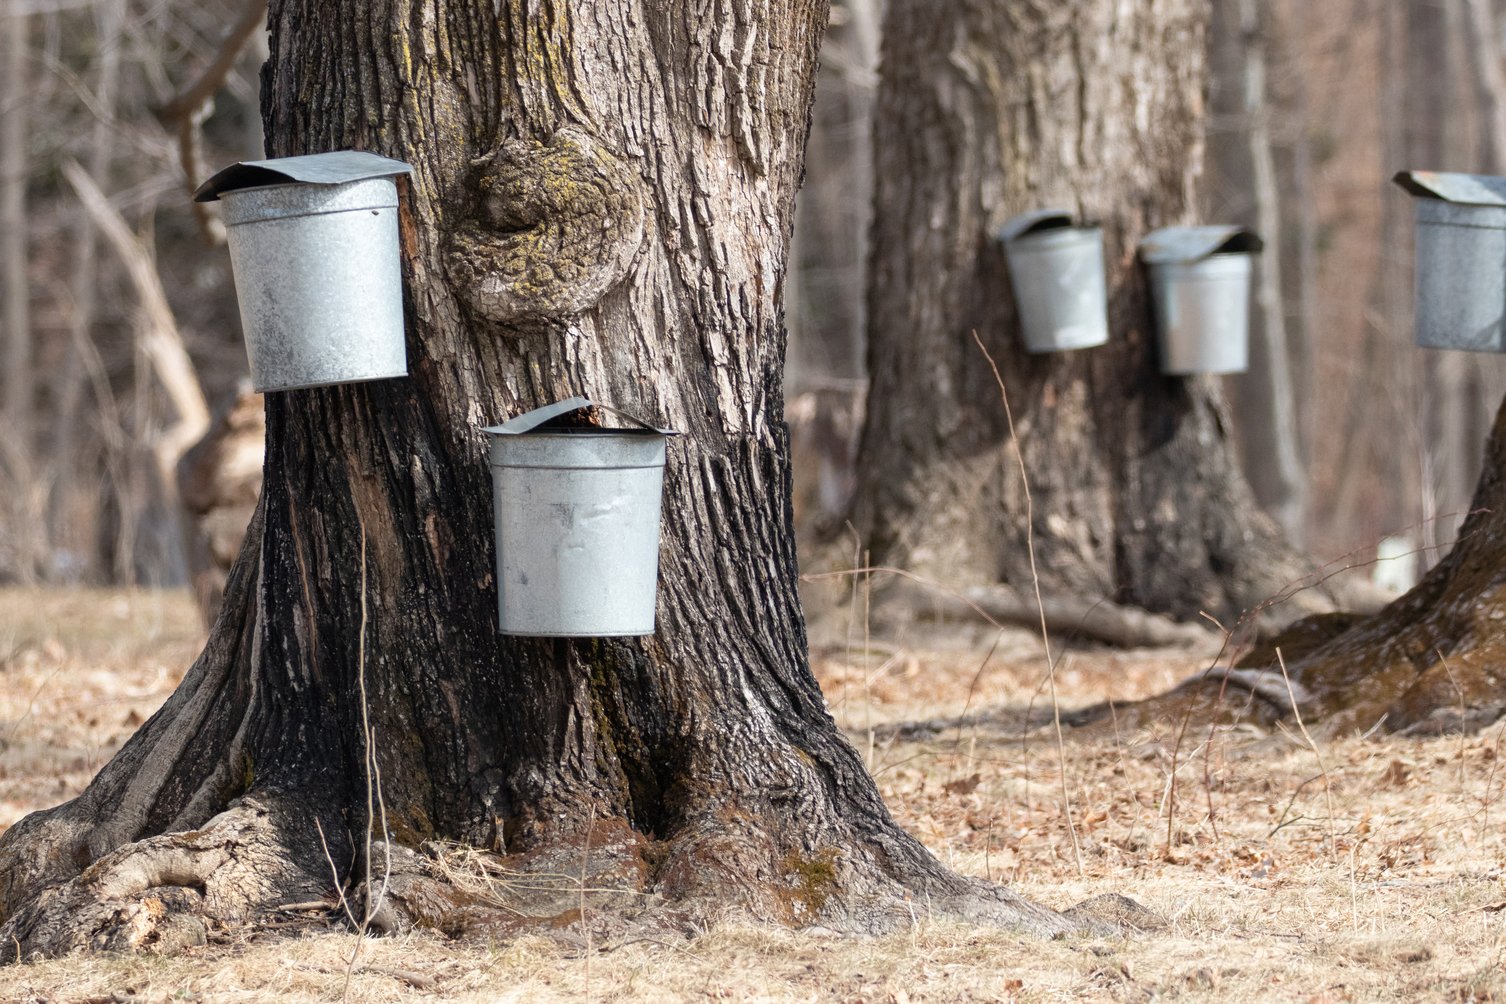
top-left (2, 589), bottom-right (1504, 1002)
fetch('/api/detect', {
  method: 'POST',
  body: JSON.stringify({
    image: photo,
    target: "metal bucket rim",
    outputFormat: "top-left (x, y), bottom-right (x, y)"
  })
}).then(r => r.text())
top-left (253, 367), bottom-right (409, 394)
top-left (225, 202), bottom-right (400, 227)
top-left (490, 462), bottom-right (666, 473)
top-left (221, 179), bottom-right (399, 225)
top-left (1414, 209), bottom-right (1506, 232)
top-left (491, 426), bottom-right (667, 437)
top-left (1007, 225), bottom-right (1102, 251)
top-left (1151, 254), bottom-right (1253, 277)
top-left (220, 178), bottom-right (398, 199)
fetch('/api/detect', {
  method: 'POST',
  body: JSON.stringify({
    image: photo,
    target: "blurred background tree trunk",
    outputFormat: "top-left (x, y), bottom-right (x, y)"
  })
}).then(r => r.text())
top-left (786, 0), bottom-right (882, 534)
top-left (1207, 0), bottom-right (1307, 546)
top-left (2, 5), bottom-right (38, 583)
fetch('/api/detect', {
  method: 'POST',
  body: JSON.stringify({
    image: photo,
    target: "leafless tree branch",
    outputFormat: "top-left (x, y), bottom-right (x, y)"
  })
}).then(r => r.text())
top-left (154, 0), bottom-right (268, 245)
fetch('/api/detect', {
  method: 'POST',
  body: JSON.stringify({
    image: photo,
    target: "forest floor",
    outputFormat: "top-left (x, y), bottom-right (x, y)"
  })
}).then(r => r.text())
top-left (1, 586), bottom-right (1504, 1002)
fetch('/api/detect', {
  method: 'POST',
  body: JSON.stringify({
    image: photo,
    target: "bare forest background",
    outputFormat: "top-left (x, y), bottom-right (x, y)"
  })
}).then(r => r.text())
top-left (0, 0), bottom-right (1503, 594)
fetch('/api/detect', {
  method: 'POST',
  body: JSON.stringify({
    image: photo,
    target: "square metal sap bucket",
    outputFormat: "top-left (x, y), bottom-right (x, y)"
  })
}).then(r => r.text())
top-left (483, 398), bottom-right (680, 637)
top-left (1394, 171), bottom-right (1506, 353)
top-left (999, 209), bottom-right (1110, 353)
top-left (1140, 225), bottom-right (1263, 375)
top-left (195, 151), bottom-right (414, 392)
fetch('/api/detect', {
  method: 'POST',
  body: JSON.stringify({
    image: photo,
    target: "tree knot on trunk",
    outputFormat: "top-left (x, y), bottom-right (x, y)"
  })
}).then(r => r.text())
top-left (445, 127), bottom-right (645, 327)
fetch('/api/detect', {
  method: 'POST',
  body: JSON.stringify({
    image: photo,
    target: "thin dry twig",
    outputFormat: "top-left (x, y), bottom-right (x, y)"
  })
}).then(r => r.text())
top-left (970, 329), bottom-right (1083, 877)
top-left (1276, 648), bottom-right (1338, 859)
top-left (582, 804), bottom-right (595, 998)
top-left (344, 520), bottom-right (392, 1002)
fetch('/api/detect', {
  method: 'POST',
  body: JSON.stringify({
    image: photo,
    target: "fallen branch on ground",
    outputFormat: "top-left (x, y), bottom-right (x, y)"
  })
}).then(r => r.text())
top-left (887, 578), bottom-right (1218, 650)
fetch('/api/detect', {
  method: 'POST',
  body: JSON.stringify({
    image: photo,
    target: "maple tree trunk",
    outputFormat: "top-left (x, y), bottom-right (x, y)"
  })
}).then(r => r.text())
top-left (853, 0), bottom-right (1325, 628)
top-left (1128, 393), bottom-right (1506, 737)
top-left (0, 0), bottom-right (1088, 959)
top-left (1237, 395), bottom-right (1506, 736)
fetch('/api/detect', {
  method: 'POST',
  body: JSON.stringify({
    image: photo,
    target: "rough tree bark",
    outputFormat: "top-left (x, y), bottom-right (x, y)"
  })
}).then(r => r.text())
top-left (1266, 393), bottom-right (1506, 735)
top-left (1129, 393), bottom-right (1506, 738)
top-left (0, 0), bottom-right (1111, 959)
top-left (852, 0), bottom-right (1325, 629)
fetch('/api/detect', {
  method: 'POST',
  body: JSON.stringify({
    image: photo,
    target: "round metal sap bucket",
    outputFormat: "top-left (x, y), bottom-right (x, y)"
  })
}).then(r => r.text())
top-left (483, 398), bottom-right (679, 637)
top-left (1141, 226), bottom-right (1262, 375)
top-left (195, 152), bottom-right (414, 392)
top-left (1148, 254), bottom-right (1253, 374)
top-left (1394, 171), bottom-right (1506, 352)
top-left (1413, 197), bottom-right (1506, 352)
top-left (1000, 210), bottom-right (1109, 353)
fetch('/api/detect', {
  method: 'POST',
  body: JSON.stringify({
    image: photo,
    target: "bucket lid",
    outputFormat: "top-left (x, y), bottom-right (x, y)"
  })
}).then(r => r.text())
top-left (1139, 225), bottom-right (1263, 265)
top-left (194, 151), bottom-right (414, 203)
top-left (483, 396), bottom-right (679, 437)
top-left (1393, 170), bottom-right (1506, 207)
top-left (998, 208), bottom-right (1096, 243)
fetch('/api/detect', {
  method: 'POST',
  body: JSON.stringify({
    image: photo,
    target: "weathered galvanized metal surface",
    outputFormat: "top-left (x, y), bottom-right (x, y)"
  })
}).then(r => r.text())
top-left (1141, 225), bottom-right (1259, 375)
top-left (999, 209), bottom-right (1109, 353)
top-left (1138, 225), bottom-right (1263, 265)
top-left (1392, 170), bottom-right (1506, 208)
top-left (194, 151), bottom-right (414, 202)
top-left (220, 177), bottom-right (409, 391)
top-left (1395, 172), bottom-right (1506, 352)
top-left (201, 151), bottom-right (414, 392)
top-left (1148, 255), bottom-right (1252, 374)
top-left (484, 398), bottom-right (677, 637)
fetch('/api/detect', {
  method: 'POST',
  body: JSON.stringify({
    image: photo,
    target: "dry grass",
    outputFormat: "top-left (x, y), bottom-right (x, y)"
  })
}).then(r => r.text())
top-left (0, 588), bottom-right (200, 832)
top-left (3, 589), bottom-right (1505, 1002)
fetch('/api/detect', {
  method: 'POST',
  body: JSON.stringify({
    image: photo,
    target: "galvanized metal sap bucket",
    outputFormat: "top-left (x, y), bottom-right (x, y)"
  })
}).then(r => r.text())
top-left (999, 209), bottom-right (1109, 353)
top-left (483, 398), bottom-right (679, 637)
top-left (194, 151), bottom-right (414, 392)
top-left (1394, 171), bottom-right (1506, 352)
top-left (1140, 226), bottom-right (1263, 375)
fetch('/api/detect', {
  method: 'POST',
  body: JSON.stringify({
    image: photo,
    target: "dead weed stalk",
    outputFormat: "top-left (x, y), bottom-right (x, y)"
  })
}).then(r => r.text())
top-left (312, 521), bottom-right (394, 1003)
top-left (971, 329), bottom-right (1083, 877)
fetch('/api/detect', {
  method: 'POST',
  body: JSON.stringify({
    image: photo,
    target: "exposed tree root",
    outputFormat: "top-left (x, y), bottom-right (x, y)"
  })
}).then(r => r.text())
top-left (1064, 598), bottom-right (1506, 740)
top-left (353, 822), bottom-right (1133, 945)
top-left (882, 579), bottom-right (1220, 650)
top-left (0, 793), bottom-right (343, 961)
top-left (1090, 401), bottom-right (1506, 738)
top-left (0, 792), bottom-right (1158, 961)
top-left (859, 566), bottom-right (1396, 655)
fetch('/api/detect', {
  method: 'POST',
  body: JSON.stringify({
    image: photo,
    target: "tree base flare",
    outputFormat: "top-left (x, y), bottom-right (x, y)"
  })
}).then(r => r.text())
top-left (354, 838), bottom-right (1131, 946)
top-left (1, 799), bottom-right (1156, 961)
top-left (0, 793), bottom-right (342, 961)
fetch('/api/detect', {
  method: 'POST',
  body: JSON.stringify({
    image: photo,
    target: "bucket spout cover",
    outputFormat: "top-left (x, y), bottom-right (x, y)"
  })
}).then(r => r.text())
top-left (998, 208), bottom-right (1087, 243)
top-left (1139, 225), bottom-right (1263, 265)
top-left (194, 151), bottom-right (415, 203)
top-left (1393, 170), bottom-right (1506, 207)
top-left (484, 396), bottom-right (679, 436)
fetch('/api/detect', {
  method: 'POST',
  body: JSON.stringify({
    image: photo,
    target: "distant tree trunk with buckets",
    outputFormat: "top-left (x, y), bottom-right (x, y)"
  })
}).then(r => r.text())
top-left (853, 0), bottom-right (1348, 632)
top-left (1121, 394), bottom-right (1506, 736)
top-left (1198, 172), bottom-right (1506, 734)
top-left (0, 0), bottom-right (1131, 957)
